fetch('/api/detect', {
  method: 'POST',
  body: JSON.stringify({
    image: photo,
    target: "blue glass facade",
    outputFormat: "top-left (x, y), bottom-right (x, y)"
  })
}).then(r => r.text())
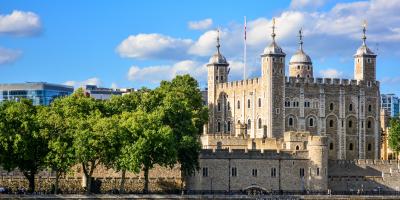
top-left (381, 94), bottom-right (400, 117)
top-left (0, 83), bottom-right (73, 106)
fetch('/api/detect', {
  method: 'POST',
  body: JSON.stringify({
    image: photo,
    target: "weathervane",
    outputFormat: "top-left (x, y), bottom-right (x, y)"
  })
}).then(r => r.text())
top-left (271, 18), bottom-right (276, 42)
top-left (362, 20), bottom-right (367, 46)
top-left (298, 28), bottom-right (303, 51)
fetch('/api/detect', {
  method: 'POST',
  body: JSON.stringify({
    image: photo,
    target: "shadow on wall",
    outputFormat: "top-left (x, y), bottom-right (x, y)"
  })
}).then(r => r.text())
top-left (328, 160), bottom-right (400, 193)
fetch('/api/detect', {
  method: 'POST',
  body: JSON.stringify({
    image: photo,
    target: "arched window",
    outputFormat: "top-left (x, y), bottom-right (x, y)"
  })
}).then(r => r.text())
top-left (216, 142), bottom-right (222, 149)
top-left (368, 105), bottom-right (372, 112)
top-left (329, 143), bottom-right (334, 150)
top-left (247, 99), bottom-right (251, 108)
top-left (349, 104), bottom-right (353, 111)
top-left (258, 118), bottom-right (262, 129)
top-left (309, 118), bottom-right (314, 127)
top-left (367, 120), bottom-right (371, 128)
top-left (216, 76), bottom-right (218, 80)
top-left (307, 65), bottom-right (310, 70)
top-left (329, 120), bottom-right (334, 128)
top-left (297, 65), bottom-right (300, 69)
top-left (330, 103), bottom-right (334, 111)
top-left (296, 145), bottom-right (300, 150)
top-left (297, 75), bottom-right (300, 78)
top-left (217, 122), bottom-right (221, 132)
top-left (289, 117), bottom-right (294, 126)
top-left (237, 100), bottom-right (240, 109)
top-left (348, 120), bottom-right (353, 128)
top-left (258, 98), bottom-right (261, 107)
top-left (220, 76), bottom-right (223, 81)
top-left (368, 143), bottom-right (372, 151)
top-left (227, 101), bottom-right (230, 110)
top-left (349, 143), bottom-right (353, 151)
top-left (217, 102), bottom-right (221, 111)
top-left (247, 119), bottom-right (251, 129)
top-left (227, 121), bottom-right (231, 132)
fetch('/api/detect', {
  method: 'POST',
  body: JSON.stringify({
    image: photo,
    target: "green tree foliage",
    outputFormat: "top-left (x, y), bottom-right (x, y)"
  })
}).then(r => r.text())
top-left (389, 118), bottom-right (400, 155)
top-left (156, 75), bottom-right (208, 188)
top-left (0, 99), bottom-right (49, 193)
top-left (37, 102), bottom-right (76, 194)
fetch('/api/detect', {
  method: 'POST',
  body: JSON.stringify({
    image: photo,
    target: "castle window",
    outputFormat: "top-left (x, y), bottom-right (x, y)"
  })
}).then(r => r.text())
top-left (297, 75), bottom-right (300, 78)
top-left (296, 145), bottom-right (300, 150)
top-left (349, 143), bottom-right (353, 151)
top-left (258, 118), bottom-right (262, 129)
top-left (252, 169), bottom-right (258, 177)
top-left (247, 119), bottom-right (251, 129)
top-left (329, 120), bottom-right (334, 127)
top-left (216, 76), bottom-right (218, 80)
top-left (227, 101), bottom-right (231, 110)
top-left (237, 100), bottom-right (240, 109)
top-left (300, 168), bottom-right (305, 177)
top-left (289, 117), bottom-right (294, 127)
top-left (309, 118), bottom-right (314, 127)
top-left (361, 121), bottom-right (364, 128)
top-left (330, 103), bottom-right (334, 111)
top-left (202, 167), bottom-right (208, 177)
top-left (297, 65), bottom-right (300, 69)
top-left (231, 167), bottom-right (237, 177)
top-left (308, 66), bottom-right (310, 70)
top-left (329, 143), bottom-right (334, 150)
top-left (258, 98), bottom-right (262, 107)
top-left (217, 122), bottom-right (221, 132)
top-left (349, 104), bottom-right (353, 111)
top-left (217, 102), bottom-right (221, 112)
top-left (216, 142), bottom-right (222, 149)
top-left (280, 57), bottom-right (283, 62)
top-left (273, 58), bottom-right (275, 62)
top-left (316, 168), bottom-right (320, 176)
top-left (367, 58), bottom-right (371, 63)
top-left (367, 120), bottom-right (371, 128)
top-left (247, 99), bottom-right (251, 108)
top-left (368, 81), bottom-right (372, 87)
top-left (276, 108), bottom-right (280, 114)
top-left (368, 105), bottom-right (372, 112)
top-left (348, 120), bottom-right (353, 128)
top-left (368, 143), bottom-right (372, 151)
top-left (271, 168), bottom-right (277, 177)
top-left (227, 121), bottom-right (231, 132)
top-left (307, 75), bottom-right (310, 78)
top-left (220, 76), bottom-right (223, 81)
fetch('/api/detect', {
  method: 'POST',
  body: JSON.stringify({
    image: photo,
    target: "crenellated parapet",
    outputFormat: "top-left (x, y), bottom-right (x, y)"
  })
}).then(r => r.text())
top-left (216, 77), bottom-right (260, 89)
top-left (199, 148), bottom-right (309, 160)
top-left (284, 76), bottom-right (379, 87)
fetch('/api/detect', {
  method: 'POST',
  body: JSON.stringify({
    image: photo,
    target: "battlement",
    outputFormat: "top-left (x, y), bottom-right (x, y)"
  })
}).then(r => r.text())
top-left (308, 135), bottom-right (328, 146)
top-left (284, 76), bottom-right (380, 87)
top-left (199, 148), bottom-right (309, 160)
top-left (216, 77), bottom-right (260, 89)
top-left (330, 159), bottom-right (400, 166)
top-left (283, 131), bottom-right (310, 142)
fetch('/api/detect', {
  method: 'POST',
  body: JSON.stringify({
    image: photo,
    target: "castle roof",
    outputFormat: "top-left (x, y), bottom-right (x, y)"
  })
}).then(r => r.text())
top-left (208, 29), bottom-right (229, 65)
top-left (289, 28), bottom-right (312, 64)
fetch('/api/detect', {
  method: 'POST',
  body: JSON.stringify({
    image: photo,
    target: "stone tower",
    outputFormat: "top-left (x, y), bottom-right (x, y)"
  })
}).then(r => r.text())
top-left (289, 29), bottom-right (313, 78)
top-left (354, 22), bottom-right (377, 83)
top-left (261, 19), bottom-right (286, 138)
top-left (307, 135), bottom-right (328, 191)
top-left (207, 29), bottom-right (229, 134)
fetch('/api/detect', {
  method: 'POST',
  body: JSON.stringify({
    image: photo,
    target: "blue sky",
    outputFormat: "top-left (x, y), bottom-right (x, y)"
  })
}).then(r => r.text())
top-left (1, 0), bottom-right (400, 95)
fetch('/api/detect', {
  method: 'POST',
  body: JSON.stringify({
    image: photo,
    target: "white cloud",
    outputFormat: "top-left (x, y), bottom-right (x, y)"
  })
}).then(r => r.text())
top-left (319, 69), bottom-right (343, 78)
top-left (127, 60), bottom-right (207, 84)
top-left (0, 10), bottom-right (41, 36)
top-left (188, 18), bottom-right (213, 30)
top-left (63, 77), bottom-right (102, 88)
top-left (290, 0), bottom-right (326, 10)
top-left (0, 47), bottom-right (22, 65)
top-left (116, 33), bottom-right (193, 60)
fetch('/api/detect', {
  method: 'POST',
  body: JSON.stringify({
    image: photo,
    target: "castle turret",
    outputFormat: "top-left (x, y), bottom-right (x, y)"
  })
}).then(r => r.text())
top-left (354, 21), bottom-right (377, 83)
top-left (261, 19), bottom-right (286, 138)
top-left (289, 29), bottom-right (313, 78)
top-left (307, 135), bottom-right (328, 191)
top-left (207, 29), bottom-right (229, 134)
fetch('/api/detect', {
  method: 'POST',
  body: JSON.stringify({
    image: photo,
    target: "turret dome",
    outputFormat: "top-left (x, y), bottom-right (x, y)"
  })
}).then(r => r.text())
top-left (290, 50), bottom-right (312, 64)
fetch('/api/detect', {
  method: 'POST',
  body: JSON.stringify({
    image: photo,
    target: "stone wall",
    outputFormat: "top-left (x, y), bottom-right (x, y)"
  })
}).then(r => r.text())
top-left (328, 159), bottom-right (400, 192)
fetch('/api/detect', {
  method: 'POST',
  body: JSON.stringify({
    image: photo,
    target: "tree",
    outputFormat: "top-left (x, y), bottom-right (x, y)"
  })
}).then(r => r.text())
top-left (156, 75), bottom-right (208, 190)
top-left (37, 100), bottom-right (76, 194)
top-left (122, 110), bottom-right (177, 193)
top-left (0, 99), bottom-right (49, 193)
top-left (389, 118), bottom-right (400, 158)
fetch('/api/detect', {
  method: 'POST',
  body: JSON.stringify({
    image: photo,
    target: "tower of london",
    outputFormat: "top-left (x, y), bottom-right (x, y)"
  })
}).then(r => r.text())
top-left (203, 21), bottom-right (380, 161)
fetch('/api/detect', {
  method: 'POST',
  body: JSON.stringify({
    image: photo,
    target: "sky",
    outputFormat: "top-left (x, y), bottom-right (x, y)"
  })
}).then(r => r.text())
top-left (1, 0), bottom-right (400, 95)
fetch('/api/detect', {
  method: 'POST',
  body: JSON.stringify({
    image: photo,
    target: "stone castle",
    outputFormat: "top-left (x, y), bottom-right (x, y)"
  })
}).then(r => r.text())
top-left (185, 21), bottom-right (394, 193)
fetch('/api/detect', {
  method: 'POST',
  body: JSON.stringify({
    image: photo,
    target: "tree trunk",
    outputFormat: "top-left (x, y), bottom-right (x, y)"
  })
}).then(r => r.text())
top-left (86, 173), bottom-right (92, 194)
top-left (119, 169), bottom-right (126, 194)
top-left (180, 170), bottom-right (184, 195)
top-left (143, 166), bottom-right (149, 194)
top-left (23, 172), bottom-right (35, 193)
top-left (55, 170), bottom-right (60, 194)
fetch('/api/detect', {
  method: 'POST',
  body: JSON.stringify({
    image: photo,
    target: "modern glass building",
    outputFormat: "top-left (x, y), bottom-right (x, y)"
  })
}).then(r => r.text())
top-left (0, 82), bottom-right (74, 106)
top-left (381, 94), bottom-right (400, 117)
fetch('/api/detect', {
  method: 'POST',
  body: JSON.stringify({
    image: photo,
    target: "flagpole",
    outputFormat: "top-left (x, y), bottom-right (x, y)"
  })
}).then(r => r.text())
top-left (244, 16), bottom-right (247, 80)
